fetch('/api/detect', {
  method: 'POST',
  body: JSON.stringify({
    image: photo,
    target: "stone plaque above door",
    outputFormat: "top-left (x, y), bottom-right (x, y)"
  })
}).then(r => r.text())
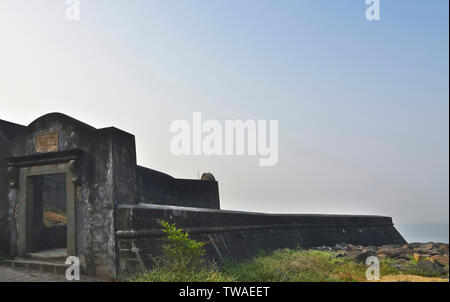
top-left (36, 133), bottom-right (59, 153)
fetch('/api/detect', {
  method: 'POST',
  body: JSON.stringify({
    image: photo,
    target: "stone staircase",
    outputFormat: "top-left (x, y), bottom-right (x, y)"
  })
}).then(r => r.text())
top-left (0, 248), bottom-right (70, 275)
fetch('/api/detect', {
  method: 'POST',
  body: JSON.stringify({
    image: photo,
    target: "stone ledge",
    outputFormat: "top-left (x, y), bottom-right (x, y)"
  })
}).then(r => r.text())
top-left (0, 259), bottom-right (70, 275)
top-left (116, 222), bottom-right (394, 238)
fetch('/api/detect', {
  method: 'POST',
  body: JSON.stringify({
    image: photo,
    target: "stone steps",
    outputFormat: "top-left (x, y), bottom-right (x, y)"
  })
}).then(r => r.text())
top-left (0, 259), bottom-right (70, 275)
top-left (0, 248), bottom-right (71, 275)
top-left (27, 250), bottom-right (68, 262)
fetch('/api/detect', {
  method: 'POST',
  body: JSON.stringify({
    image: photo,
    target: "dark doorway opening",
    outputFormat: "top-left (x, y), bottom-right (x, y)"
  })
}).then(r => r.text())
top-left (30, 174), bottom-right (67, 253)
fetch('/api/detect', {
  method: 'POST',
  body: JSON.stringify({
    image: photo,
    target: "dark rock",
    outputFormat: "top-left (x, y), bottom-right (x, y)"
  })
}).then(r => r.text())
top-left (347, 249), bottom-right (377, 263)
top-left (335, 251), bottom-right (347, 258)
top-left (432, 243), bottom-right (449, 254)
top-left (376, 247), bottom-right (405, 259)
top-left (417, 260), bottom-right (445, 274)
top-left (346, 244), bottom-right (359, 251)
top-left (335, 243), bottom-right (346, 250)
top-left (430, 255), bottom-right (449, 267)
top-left (407, 242), bottom-right (426, 249)
top-left (314, 246), bottom-right (332, 251)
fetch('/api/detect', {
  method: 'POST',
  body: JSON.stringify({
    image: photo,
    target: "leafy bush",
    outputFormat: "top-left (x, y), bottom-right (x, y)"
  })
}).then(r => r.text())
top-left (130, 220), bottom-right (233, 282)
top-left (158, 220), bottom-right (207, 272)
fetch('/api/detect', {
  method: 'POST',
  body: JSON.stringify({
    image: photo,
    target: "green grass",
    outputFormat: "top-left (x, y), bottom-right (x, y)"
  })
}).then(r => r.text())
top-left (131, 248), bottom-right (419, 282)
top-left (130, 248), bottom-right (450, 282)
top-left (131, 264), bottom-right (234, 282)
top-left (129, 222), bottom-right (447, 282)
top-left (222, 249), bottom-right (360, 282)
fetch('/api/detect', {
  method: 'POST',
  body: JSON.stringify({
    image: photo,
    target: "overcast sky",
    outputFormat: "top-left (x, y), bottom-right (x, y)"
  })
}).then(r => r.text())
top-left (0, 1), bottom-right (448, 240)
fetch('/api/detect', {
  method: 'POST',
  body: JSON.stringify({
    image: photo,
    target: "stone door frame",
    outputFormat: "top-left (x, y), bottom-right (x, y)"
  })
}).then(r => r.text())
top-left (7, 150), bottom-right (83, 258)
top-left (17, 163), bottom-right (76, 256)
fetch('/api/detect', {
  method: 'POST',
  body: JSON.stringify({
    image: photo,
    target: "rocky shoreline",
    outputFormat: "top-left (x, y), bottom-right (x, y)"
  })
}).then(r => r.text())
top-left (312, 242), bottom-right (449, 275)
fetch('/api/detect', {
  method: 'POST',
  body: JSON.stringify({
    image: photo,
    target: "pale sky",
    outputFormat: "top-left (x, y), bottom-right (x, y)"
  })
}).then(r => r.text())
top-left (0, 1), bottom-right (448, 241)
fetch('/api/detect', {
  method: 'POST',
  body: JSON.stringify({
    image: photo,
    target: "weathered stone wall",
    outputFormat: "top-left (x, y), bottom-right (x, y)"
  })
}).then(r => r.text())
top-left (3, 113), bottom-right (137, 278)
top-left (0, 120), bottom-right (24, 142)
top-left (0, 142), bottom-right (12, 254)
top-left (137, 166), bottom-right (220, 209)
top-left (115, 204), bottom-right (407, 278)
top-left (85, 126), bottom-right (137, 277)
top-left (0, 120), bottom-right (24, 255)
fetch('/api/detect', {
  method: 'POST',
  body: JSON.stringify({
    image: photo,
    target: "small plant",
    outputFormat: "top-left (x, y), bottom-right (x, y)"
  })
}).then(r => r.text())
top-left (159, 220), bottom-right (207, 272)
top-left (130, 221), bottom-right (230, 282)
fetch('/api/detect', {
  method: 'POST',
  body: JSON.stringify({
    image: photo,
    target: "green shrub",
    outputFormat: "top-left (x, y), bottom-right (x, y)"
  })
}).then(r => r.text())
top-left (158, 220), bottom-right (207, 272)
top-left (130, 220), bottom-right (234, 282)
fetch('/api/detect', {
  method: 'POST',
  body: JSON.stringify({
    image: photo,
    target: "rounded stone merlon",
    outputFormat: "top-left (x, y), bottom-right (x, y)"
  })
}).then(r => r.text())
top-left (201, 173), bottom-right (216, 182)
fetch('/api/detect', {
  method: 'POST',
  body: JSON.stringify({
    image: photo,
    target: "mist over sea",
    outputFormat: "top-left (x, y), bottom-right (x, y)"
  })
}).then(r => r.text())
top-left (396, 222), bottom-right (449, 244)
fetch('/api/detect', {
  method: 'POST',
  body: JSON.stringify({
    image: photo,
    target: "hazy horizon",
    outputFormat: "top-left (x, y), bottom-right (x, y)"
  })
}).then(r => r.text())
top-left (1, 1), bottom-right (448, 243)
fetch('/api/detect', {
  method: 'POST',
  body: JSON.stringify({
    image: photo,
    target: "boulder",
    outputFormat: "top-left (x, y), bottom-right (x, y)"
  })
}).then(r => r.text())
top-left (420, 243), bottom-right (434, 250)
top-left (335, 243), bottom-right (346, 250)
top-left (417, 260), bottom-right (445, 274)
top-left (376, 246), bottom-right (412, 260)
top-left (429, 255), bottom-right (449, 267)
top-left (346, 244), bottom-right (359, 251)
top-left (376, 248), bottom-right (397, 258)
top-left (397, 248), bottom-right (414, 260)
top-left (315, 246), bottom-right (332, 251)
top-left (407, 242), bottom-right (427, 249)
top-left (347, 249), bottom-right (377, 263)
top-left (432, 243), bottom-right (449, 254)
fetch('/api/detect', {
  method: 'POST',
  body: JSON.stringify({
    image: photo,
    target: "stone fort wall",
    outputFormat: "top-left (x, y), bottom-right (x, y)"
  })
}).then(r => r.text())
top-left (137, 166), bottom-right (220, 209)
top-left (115, 203), bottom-right (406, 278)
